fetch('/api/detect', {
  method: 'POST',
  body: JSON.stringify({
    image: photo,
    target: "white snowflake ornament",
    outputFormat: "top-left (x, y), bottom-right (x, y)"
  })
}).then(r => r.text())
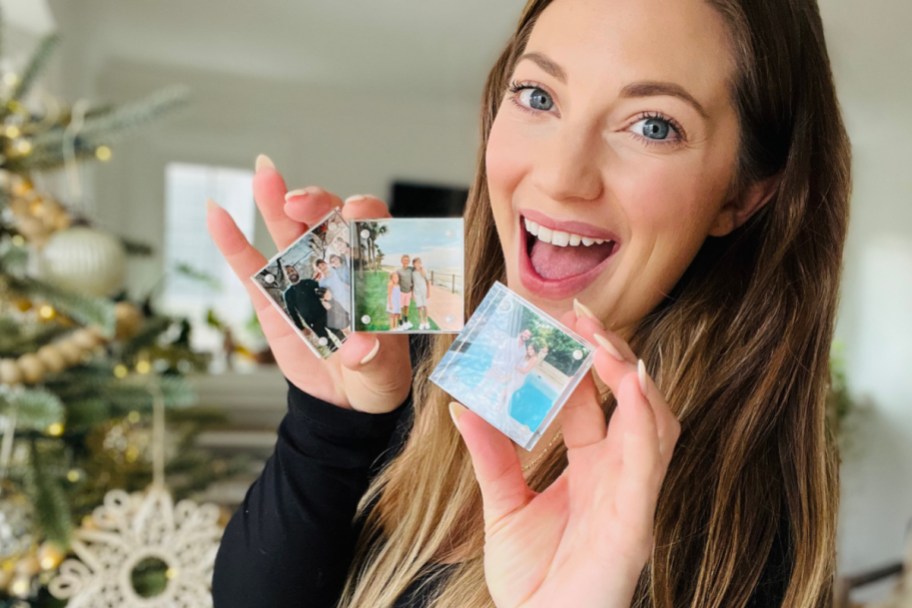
top-left (49, 484), bottom-right (224, 607)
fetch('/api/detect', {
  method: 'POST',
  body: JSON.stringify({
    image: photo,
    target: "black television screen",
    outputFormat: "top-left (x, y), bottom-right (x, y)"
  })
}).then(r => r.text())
top-left (389, 181), bottom-right (468, 218)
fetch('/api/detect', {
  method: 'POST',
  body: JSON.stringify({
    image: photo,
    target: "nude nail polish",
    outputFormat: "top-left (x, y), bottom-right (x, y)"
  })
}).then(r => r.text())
top-left (255, 154), bottom-right (275, 172)
top-left (593, 333), bottom-right (625, 361)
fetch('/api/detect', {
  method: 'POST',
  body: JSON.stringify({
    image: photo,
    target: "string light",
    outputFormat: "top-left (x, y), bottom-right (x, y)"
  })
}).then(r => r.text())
top-left (38, 305), bottom-right (56, 320)
top-left (113, 364), bottom-right (129, 379)
top-left (135, 360), bottom-right (152, 375)
top-left (95, 146), bottom-right (112, 161)
top-left (47, 422), bottom-right (64, 437)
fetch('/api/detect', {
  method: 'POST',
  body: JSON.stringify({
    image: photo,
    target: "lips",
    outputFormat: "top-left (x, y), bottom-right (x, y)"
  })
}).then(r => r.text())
top-left (518, 209), bottom-right (620, 299)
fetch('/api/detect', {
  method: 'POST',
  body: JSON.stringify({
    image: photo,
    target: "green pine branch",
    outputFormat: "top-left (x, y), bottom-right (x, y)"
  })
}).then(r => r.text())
top-left (0, 387), bottom-right (65, 431)
top-left (26, 439), bottom-right (72, 549)
top-left (8, 275), bottom-right (116, 336)
top-left (0, 33), bottom-right (60, 118)
top-left (14, 86), bottom-right (189, 172)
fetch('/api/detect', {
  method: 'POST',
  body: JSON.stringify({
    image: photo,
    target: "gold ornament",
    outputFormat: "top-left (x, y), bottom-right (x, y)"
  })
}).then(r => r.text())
top-left (16, 354), bottom-right (45, 384)
top-left (0, 359), bottom-right (23, 385)
top-left (114, 302), bottom-right (143, 340)
top-left (12, 297), bottom-right (32, 312)
top-left (37, 542), bottom-right (65, 571)
top-left (37, 304), bottom-right (56, 321)
top-left (14, 554), bottom-right (40, 577)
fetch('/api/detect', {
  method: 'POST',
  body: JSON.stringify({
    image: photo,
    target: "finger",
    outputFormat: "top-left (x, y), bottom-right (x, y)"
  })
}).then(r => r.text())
top-left (337, 332), bottom-right (412, 413)
top-left (557, 373), bottom-right (607, 450)
top-left (451, 403), bottom-right (532, 527)
top-left (338, 195), bottom-right (392, 222)
top-left (206, 199), bottom-right (270, 309)
top-left (614, 373), bottom-right (664, 536)
top-left (636, 362), bottom-right (681, 464)
top-left (283, 186), bottom-right (345, 227)
top-left (252, 155), bottom-right (306, 249)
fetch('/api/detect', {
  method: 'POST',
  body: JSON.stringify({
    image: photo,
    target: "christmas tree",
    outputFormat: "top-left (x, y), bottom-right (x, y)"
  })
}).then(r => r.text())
top-left (0, 20), bottom-right (242, 607)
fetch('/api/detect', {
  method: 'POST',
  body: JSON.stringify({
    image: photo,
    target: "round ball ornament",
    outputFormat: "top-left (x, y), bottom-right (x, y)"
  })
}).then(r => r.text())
top-left (38, 226), bottom-right (126, 297)
top-left (0, 486), bottom-right (34, 561)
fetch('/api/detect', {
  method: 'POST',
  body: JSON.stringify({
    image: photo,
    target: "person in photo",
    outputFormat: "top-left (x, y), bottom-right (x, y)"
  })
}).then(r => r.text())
top-left (411, 257), bottom-right (431, 330)
top-left (387, 271), bottom-right (401, 330)
top-left (319, 255), bottom-right (352, 316)
top-left (320, 287), bottom-right (350, 338)
top-left (507, 340), bottom-right (552, 431)
top-left (395, 255), bottom-right (414, 330)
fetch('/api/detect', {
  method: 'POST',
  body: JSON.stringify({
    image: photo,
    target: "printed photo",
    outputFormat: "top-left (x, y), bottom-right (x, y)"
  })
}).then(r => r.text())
top-left (429, 282), bottom-right (594, 450)
top-left (351, 218), bottom-right (464, 333)
top-left (251, 209), bottom-right (352, 359)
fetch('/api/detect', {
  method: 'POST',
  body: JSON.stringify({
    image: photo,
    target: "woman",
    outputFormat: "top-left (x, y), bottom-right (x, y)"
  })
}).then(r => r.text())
top-left (321, 287), bottom-right (351, 339)
top-left (206, 0), bottom-right (849, 605)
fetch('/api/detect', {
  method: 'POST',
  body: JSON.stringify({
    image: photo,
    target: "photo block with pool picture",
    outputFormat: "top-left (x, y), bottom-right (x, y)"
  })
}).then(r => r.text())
top-left (351, 218), bottom-right (465, 333)
top-left (250, 209), bottom-right (352, 359)
top-left (430, 282), bottom-right (594, 450)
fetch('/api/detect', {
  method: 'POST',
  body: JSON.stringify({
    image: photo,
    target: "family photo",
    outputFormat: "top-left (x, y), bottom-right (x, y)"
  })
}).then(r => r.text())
top-left (251, 210), bottom-right (352, 359)
top-left (352, 218), bottom-right (464, 333)
top-left (430, 283), bottom-right (593, 450)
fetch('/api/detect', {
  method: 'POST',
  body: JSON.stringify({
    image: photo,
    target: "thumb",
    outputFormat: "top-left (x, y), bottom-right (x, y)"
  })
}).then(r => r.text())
top-left (450, 402), bottom-right (532, 527)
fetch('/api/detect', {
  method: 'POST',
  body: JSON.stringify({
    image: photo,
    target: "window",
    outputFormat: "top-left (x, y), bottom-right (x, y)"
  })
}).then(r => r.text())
top-left (162, 162), bottom-right (256, 357)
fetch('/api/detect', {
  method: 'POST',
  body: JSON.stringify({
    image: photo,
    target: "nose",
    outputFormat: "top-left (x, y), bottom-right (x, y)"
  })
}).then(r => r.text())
top-left (531, 120), bottom-right (604, 203)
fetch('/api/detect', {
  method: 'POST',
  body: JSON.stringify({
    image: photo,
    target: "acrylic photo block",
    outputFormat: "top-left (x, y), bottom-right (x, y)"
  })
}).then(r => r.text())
top-left (430, 282), bottom-right (594, 450)
top-left (250, 209), bottom-right (352, 359)
top-left (351, 218), bottom-right (465, 333)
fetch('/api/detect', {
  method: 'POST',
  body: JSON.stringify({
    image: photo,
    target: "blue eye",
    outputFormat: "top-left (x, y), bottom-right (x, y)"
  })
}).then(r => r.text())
top-left (508, 82), bottom-right (555, 112)
top-left (634, 117), bottom-right (671, 139)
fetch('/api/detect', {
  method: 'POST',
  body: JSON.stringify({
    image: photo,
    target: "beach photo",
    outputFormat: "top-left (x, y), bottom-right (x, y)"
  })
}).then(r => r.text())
top-left (250, 209), bottom-right (352, 359)
top-left (351, 218), bottom-right (464, 333)
top-left (429, 282), bottom-right (593, 450)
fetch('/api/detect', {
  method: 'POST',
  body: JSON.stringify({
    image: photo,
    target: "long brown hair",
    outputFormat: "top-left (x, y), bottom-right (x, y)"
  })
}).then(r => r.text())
top-left (342, 0), bottom-right (850, 606)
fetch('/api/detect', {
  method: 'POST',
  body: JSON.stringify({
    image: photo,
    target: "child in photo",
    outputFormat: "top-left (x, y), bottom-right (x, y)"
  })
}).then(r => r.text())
top-left (320, 287), bottom-right (350, 338)
top-left (412, 257), bottom-right (431, 330)
top-left (320, 255), bottom-right (352, 317)
top-left (387, 271), bottom-right (401, 329)
top-left (396, 255), bottom-right (414, 330)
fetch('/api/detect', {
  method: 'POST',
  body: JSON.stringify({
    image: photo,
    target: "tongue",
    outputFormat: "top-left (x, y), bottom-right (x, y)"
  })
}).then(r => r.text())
top-left (530, 239), bottom-right (614, 280)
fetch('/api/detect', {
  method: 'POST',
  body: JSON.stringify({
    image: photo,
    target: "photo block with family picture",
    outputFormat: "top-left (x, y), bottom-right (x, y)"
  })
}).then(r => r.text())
top-left (251, 209), bottom-right (352, 359)
top-left (351, 218), bottom-right (464, 333)
top-left (430, 282), bottom-right (594, 450)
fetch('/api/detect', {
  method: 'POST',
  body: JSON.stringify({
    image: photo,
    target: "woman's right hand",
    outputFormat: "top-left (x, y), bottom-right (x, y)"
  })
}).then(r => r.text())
top-left (205, 155), bottom-right (412, 414)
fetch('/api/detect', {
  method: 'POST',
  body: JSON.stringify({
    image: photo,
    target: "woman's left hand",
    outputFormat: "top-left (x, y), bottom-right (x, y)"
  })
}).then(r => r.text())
top-left (452, 311), bottom-right (681, 608)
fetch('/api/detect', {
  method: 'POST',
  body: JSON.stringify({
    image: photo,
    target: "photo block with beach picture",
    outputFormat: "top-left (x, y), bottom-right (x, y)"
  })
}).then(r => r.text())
top-left (430, 282), bottom-right (594, 450)
top-left (251, 209), bottom-right (352, 359)
top-left (351, 218), bottom-right (465, 333)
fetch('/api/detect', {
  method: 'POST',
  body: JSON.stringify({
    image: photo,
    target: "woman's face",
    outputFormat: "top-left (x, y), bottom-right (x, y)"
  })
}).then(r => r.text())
top-left (486, 0), bottom-right (742, 334)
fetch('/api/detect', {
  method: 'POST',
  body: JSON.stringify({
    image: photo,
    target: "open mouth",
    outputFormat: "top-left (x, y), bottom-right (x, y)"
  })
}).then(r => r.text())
top-left (519, 211), bottom-right (619, 297)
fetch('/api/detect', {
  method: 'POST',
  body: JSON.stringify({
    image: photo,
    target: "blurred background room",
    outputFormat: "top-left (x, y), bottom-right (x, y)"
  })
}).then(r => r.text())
top-left (0, 0), bottom-right (908, 605)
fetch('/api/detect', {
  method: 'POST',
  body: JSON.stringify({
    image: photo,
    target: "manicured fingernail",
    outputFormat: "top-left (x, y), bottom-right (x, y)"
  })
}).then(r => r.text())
top-left (593, 333), bottom-right (625, 361)
top-left (448, 402), bottom-right (463, 428)
top-left (359, 339), bottom-right (381, 365)
top-left (284, 187), bottom-right (322, 202)
top-left (255, 154), bottom-right (275, 172)
top-left (637, 359), bottom-right (649, 395)
top-left (573, 298), bottom-right (604, 327)
top-left (205, 198), bottom-right (221, 212)
top-left (344, 194), bottom-right (369, 205)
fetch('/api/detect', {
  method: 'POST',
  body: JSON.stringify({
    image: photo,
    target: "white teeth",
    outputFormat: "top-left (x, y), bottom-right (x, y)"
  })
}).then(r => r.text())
top-left (550, 230), bottom-right (570, 247)
top-left (525, 217), bottom-right (612, 248)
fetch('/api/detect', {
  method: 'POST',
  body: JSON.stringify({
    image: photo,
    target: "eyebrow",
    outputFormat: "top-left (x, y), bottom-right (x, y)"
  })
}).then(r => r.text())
top-left (517, 53), bottom-right (709, 119)
top-left (620, 81), bottom-right (709, 119)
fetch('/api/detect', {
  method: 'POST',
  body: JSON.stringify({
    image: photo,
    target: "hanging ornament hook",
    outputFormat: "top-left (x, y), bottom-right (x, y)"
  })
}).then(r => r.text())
top-left (62, 99), bottom-right (90, 212)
